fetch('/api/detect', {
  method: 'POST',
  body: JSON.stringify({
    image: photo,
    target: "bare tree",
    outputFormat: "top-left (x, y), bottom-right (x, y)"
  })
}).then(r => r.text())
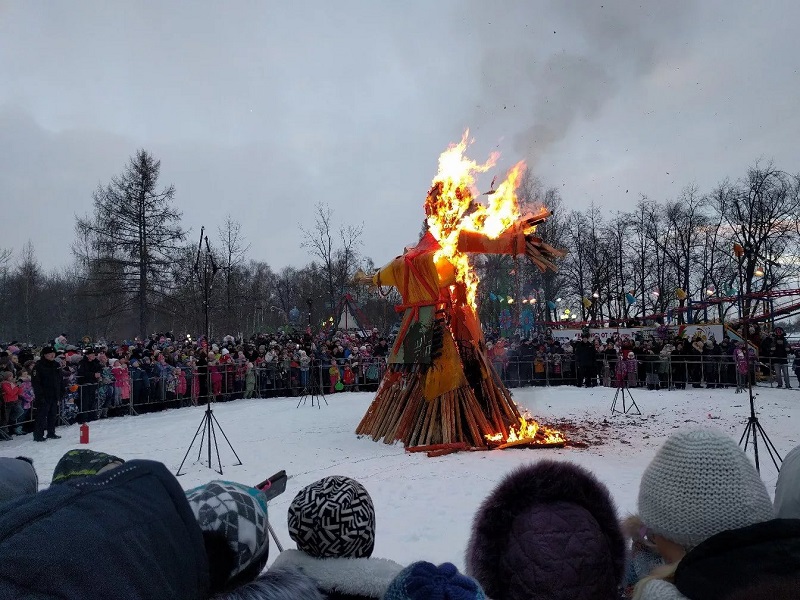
top-left (300, 203), bottom-right (363, 312)
top-left (14, 241), bottom-right (42, 342)
top-left (711, 164), bottom-right (800, 319)
top-left (217, 215), bottom-right (251, 312)
top-left (658, 186), bottom-right (709, 323)
top-left (75, 150), bottom-right (186, 338)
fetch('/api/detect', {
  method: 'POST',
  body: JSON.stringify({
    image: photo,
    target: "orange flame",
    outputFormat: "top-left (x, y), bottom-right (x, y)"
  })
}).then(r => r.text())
top-left (485, 415), bottom-right (566, 445)
top-left (425, 131), bottom-right (527, 308)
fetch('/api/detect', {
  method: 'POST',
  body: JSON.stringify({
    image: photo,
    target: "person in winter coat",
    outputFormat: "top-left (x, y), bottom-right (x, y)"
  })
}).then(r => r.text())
top-left (771, 327), bottom-right (791, 388)
top-left (0, 456), bottom-right (37, 504)
top-left (0, 459), bottom-right (212, 599)
top-left (633, 428), bottom-right (800, 599)
top-left (97, 356), bottom-right (115, 417)
top-left (574, 336), bottom-right (597, 387)
top-left (733, 342), bottom-right (748, 392)
top-left (210, 360), bottom-right (223, 398)
top-left (244, 362), bottom-right (256, 399)
top-left (794, 347), bottom-right (800, 388)
top-left (270, 475), bottom-right (404, 600)
top-left (774, 444), bottom-right (800, 519)
top-left (176, 366), bottom-right (188, 404)
top-left (626, 351), bottom-right (638, 387)
top-left (32, 346), bottom-right (63, 441)
top-left (76, 349), bottom-right (102, 422)
top-left (702, 340), bottom-right (720, 388)
top-left (129, 359), bottom-right (149, 407)
top-left (465, 460), bottom-right (626, 600)
top-left (112, 357), bottom-right (130, 407)
top-left (18, 367), bottom-right (34, 425)
top-left (328, 364), bottom-right (340, 393)
top-left (1, 371), bottom-right (23, 435)
top-left (297, 350), bottom-right (311, 390)
top-left (718, 338), bottom-right (734, 387)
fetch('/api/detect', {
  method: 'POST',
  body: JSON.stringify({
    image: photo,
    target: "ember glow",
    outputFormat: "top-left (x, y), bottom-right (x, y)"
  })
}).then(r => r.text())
top-left (425, 130), bottom-right (529, 309)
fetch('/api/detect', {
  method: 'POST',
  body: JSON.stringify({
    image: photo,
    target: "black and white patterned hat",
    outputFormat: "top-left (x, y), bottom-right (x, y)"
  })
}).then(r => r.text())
top-left (185, 480), bottom-right (270, 590)
top-left (288, 475), bottom-right (375, 558)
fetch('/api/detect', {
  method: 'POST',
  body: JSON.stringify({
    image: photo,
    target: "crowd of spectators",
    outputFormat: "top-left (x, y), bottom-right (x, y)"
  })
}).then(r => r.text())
top-left (484, 325), bottom-right (800, 391)
top-left (0, 429), bottom-right (798, 599)
top-left (3, 322), bottom-right (799, 438)
top-left (0, 328), bottom-right (392, 438)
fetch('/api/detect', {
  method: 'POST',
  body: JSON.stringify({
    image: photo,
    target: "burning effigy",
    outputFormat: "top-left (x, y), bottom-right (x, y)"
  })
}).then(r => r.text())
top-left (355, 132), bottom-right (566, 451)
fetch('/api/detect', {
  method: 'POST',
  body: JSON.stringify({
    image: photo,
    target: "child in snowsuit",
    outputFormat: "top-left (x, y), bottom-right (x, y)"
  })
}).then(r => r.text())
top-left (1, 371), bottom-right (23, 435)
top-left (245, 362), bottom-right (256, 399)
top-left (210, 361), bottom-right (223, 400)
top-left (734, 344), bottom-right (748, 392)
top-left (328, 365), bottom-right (340, 394)
top-left (18, 369), bottom-right (34, 427)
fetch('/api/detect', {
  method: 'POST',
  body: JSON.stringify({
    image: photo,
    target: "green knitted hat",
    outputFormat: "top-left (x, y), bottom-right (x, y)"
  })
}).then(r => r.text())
top-left (52, 449), bottom-right (125, 484)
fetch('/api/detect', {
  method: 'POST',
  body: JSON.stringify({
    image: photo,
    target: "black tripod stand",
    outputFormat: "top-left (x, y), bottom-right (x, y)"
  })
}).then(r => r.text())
top-left (297, 360), bottom-right (328, 409)
top-left (610, 381), bottom-right (641, 415)
top-left (176, 228), bottom-right (242, 476)
top-left (734, 243), bottom-right (783, 473)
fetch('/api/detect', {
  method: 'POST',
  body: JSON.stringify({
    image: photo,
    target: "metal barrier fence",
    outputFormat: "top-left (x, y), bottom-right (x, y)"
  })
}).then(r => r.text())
top-left (493, 354), bottom-right (794, 390)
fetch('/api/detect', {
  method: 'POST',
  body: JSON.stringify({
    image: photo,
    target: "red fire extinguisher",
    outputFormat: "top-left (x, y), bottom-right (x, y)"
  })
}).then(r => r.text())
top-left (80, 423), bottom-right (89, 444)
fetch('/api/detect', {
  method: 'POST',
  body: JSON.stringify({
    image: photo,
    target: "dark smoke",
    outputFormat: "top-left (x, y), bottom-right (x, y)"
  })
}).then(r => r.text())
top-left (461, 0), bottom-right (696, 165)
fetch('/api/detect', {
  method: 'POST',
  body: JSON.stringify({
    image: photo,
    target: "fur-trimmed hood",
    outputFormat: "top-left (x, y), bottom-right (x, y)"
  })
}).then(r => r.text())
top-left (217, 567), bottom-right (325, 600)
top-left (269, 549), bottom-right (403, 599)
top-left (465, 460), bottom-right (625, 600)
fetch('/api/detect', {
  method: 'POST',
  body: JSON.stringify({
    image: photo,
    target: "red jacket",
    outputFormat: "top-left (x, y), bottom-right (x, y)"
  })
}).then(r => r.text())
top-left (1, 380), bottom-right (21, 404)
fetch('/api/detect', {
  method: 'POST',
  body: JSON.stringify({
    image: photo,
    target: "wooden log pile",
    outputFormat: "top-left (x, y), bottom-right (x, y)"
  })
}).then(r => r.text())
top-left (355, 354), bottom-right (521, 449)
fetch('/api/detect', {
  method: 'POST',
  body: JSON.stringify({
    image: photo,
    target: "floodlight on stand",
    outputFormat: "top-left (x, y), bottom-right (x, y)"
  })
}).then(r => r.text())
top-left (755, 267), bottom-right (765, 277)
top-left (592, 291), bottom-right (599, 298)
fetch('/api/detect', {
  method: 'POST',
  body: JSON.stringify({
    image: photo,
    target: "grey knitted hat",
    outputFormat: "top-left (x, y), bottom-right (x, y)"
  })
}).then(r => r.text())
top-left (638, 428), bottom-right (774, 549)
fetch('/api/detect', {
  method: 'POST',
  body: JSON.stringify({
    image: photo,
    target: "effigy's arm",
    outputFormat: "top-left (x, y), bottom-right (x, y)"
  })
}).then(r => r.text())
top-left (456, 209), bottom-right (566, 272)
top-left (353, 256), bottom-right (403, 288)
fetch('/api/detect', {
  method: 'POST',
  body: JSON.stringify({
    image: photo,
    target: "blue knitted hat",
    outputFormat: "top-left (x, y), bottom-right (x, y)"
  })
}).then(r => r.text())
top-left (384, 562), bottom-right (486, 600)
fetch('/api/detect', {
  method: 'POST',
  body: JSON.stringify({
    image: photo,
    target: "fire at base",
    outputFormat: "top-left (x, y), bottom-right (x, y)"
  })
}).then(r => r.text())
top-left (355, 131), bottom-right (566, 450)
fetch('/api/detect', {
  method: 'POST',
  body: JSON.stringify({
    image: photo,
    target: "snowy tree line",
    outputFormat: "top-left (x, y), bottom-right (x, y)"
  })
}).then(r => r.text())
top-left (0, 150), bottom-right (798, 342)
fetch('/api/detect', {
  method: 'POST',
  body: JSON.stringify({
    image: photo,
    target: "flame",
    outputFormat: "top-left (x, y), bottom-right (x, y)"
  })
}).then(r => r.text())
top-left (425, 130), bottom-right (527, 308)
top-left (485, 415), bottom-right (566, 445)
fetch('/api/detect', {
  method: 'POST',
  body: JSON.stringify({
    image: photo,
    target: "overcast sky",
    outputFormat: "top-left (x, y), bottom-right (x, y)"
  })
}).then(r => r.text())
top-left (1, 0), bottom-right (799, 272)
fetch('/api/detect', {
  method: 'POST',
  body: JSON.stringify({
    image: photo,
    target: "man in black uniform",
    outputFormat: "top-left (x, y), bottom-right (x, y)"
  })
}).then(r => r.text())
top-left (32, 346), bottom-right (63, 442)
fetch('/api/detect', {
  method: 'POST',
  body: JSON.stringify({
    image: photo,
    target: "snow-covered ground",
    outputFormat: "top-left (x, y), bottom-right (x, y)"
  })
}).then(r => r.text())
top-left (1, 385), bottom-right (798, 569)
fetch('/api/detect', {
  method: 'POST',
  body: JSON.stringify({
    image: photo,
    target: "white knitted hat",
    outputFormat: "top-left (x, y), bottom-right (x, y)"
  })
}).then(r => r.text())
top-left (638, 428), bottom-right (774, 549)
